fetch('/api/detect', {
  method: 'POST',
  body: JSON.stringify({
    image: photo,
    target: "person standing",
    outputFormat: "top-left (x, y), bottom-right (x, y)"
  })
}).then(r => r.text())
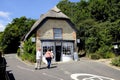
top-left (0, 52), bottom-right (7, 79)
top-left (35, 48), bottom-right (42, 70)
top-left (45, 49), bottom-right (52, 69)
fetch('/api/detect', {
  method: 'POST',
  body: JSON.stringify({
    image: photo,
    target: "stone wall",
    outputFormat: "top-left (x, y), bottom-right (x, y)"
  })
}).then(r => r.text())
top-left (36, 19), bottom-right (76, 50)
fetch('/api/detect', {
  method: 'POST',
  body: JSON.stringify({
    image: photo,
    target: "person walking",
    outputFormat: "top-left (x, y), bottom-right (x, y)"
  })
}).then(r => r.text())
top-left (35, 48), bottom-right (42, 70)
top-left (45, 49), bottom-right (53, 69)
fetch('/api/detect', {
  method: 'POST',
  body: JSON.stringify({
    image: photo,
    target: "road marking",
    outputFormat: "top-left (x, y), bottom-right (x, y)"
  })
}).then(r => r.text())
top-left (17, 65), bottom-right (34, 72)
top-left (43, 73), bottom-right (64, 80)
top-left (71, 73), bottom-right (114, 80)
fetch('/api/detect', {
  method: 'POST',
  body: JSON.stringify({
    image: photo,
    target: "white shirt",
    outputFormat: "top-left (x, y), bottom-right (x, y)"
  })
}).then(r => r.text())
top-left (36, 50), bottom-right (42, 59)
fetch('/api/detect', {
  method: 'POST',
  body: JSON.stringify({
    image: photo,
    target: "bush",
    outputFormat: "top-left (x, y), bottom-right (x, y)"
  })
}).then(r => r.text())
top-left (100, 52), bottom-right (115, 59)
top-left (21, 53), bottom-right (29, 61)
top-left (21, 53), bottom-right (36, 63)
top-left (20, 38), bottom-right (36, 63)
top-left (17, 48), bottom-right (20, 56)
top-left (111, 56), bottom-right (120, 67)
top-left (96, 46), bottom-right (115, 59)
top-left (90, 54), bottom-right (101, 60)
top-left (104, 52), bottom-right (115, 59)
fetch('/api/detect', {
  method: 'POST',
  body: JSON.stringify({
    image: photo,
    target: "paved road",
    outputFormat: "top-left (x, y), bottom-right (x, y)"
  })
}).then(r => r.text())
top-left (5, 53), bottom-right (120, 80)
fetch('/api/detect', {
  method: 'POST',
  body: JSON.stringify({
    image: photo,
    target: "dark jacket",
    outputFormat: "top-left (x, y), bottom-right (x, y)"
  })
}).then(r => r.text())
top-left (0, 57), bottom-right (7, 74)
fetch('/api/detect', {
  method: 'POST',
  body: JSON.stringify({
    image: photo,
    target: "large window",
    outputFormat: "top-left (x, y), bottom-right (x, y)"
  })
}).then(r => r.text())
top-left (42, 42), bottom-right (54, 55)
top-left (53, 28), bottom-right (62, 39)
top-left (62, 42), bottom-right (73, 55)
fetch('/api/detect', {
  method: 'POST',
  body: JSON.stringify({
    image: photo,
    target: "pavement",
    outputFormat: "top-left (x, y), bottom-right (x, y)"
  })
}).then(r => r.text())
top-left (80, 57), bottom-right (120, 71)
top-left (96, 58), bottom-right (120, 71)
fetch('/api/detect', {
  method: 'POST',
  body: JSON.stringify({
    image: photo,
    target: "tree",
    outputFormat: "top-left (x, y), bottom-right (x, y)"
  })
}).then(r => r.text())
top-left (89, 0), bottom-right (109, 22)
top-left (0, 16), bottom-right (36, 53)
top-left (57, 0), bottom-right (120, 55)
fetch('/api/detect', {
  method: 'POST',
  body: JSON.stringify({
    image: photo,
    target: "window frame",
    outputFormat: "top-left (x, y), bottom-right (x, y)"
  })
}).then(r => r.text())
top-left (53, 28), bottom-right (62, 39)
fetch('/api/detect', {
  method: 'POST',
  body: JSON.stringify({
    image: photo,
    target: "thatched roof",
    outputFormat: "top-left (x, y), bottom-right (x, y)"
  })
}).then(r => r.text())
top-left (30, 6), bottom-right (69, 31)
top-left (24, 6), bottom-right (72, 41)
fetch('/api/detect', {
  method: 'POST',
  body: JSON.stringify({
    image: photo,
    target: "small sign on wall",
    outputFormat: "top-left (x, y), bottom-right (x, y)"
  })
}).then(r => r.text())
top-left (31, 37), bottom-right (35, 42)
top-left (56, 42), bottom-right (61, 46)
top-left (77, 39), bottom-right (80, 43)
top-left (114, 45), bottom-right (118, 49)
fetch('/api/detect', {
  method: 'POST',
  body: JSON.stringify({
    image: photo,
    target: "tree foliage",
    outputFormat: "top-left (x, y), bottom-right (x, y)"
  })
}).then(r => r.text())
top-left (20, 38), bottom-right (36, 62)
top-left (57, 0), bottom-right (120, 54)
top-left (0, 16), bottom-right (36, 53)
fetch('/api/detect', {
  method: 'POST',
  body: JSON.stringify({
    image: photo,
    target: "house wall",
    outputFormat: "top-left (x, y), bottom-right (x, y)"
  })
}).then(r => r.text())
top-left (35, 19), bottom-right (77, 62)
top-left (36, 19), bottom-right (76, 49)
top-left (38, 19), bottom-right (75, 37)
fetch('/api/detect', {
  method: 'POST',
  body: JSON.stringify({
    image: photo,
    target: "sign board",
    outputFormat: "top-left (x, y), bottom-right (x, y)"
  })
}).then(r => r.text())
top-left (31, 37), bottom-right (35, 42)
top-left (56, 42), bottom-right (61, 46)
top-left (114, 45), bottom-right (118, 49)
top-left (77, 39), bottom-right (80, 43)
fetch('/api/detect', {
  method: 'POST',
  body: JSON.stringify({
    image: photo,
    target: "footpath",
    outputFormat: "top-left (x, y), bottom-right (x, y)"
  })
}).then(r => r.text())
top-left (96, 59), bottom-right (120, 71)
top-left (80, 57), bottom-right (120, 71)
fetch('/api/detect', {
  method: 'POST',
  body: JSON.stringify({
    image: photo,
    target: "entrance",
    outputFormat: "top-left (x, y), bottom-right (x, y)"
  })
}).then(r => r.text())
top-left (55, 46), bottom-right (61, 61)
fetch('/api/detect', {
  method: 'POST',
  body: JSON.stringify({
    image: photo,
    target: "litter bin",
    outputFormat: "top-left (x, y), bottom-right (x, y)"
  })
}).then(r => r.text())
top-left (73, 52), bottom-right (78, 61)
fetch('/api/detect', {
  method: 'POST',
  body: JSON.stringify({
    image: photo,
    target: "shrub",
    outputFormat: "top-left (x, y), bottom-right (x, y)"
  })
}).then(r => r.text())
top-left (96, 46), bottom-right (115, 59)
top-left (21, 53), bottom-right (29, 61)
top-left (101, 52), bottom-right (115, 59)
top-left (17, 48), bottom-right (20, 56)
top-left (111, 56), bottom-right (120, 67)
top-left (104, 52), bottom-right (115, 58)
top-left (20, 38), bottom-right (36, 63)
top-left (90, 54), bottom-right (101, 60)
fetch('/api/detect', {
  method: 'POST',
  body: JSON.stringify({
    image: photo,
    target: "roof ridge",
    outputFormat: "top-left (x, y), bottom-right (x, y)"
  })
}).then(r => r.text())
top-left (51, 6), bottom-right (61, 13)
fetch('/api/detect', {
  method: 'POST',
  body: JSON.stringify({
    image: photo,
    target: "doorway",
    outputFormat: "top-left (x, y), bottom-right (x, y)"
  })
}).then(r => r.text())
top-left (55, 46), bottom-right (61, 61)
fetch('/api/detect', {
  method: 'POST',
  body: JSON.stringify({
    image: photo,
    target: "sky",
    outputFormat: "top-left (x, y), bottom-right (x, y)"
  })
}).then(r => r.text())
top-left (0, 0), bottom-right (80, 32)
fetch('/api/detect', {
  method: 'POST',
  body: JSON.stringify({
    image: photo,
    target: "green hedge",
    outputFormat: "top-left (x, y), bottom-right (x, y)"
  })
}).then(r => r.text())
top-left (89, 54), bottom-right (101, 60)
top-left (111, 56), bottom-right (120, 67)
top-left (18, 38), bottom-right (36, 63)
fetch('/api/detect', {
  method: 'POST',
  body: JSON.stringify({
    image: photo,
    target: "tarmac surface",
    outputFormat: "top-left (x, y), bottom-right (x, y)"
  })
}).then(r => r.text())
top-left (5, 54), bottom-right (120, 80)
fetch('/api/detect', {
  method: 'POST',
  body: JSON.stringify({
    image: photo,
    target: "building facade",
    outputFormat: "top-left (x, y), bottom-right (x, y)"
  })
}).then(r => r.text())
top-left (24, 6), bottom-right (77, 62)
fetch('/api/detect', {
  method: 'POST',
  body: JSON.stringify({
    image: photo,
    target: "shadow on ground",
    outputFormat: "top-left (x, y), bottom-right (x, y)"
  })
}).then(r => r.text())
top-left (38, 65), bottom-right (57, 70)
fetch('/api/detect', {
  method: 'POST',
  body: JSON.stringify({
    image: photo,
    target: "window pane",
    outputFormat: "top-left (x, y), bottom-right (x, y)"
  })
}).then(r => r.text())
top-left (54, 28), bottom-right (62, 39)
top-left (42, 42), bottom-right (54, 55)
top-left (62, 42), bottom-right (73, 55)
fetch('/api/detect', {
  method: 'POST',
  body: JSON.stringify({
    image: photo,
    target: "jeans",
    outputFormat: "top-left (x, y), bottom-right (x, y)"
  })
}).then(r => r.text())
top-left (46, 57), bottom-right (52, 68)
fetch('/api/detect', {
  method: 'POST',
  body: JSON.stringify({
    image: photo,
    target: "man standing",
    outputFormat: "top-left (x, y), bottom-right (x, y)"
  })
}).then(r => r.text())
top-left (35, 48), bottom-right (42, 70)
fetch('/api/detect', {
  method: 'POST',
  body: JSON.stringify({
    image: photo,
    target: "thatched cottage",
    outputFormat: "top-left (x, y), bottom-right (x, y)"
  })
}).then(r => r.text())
top-left (23, 6), bottom-right (78, 62)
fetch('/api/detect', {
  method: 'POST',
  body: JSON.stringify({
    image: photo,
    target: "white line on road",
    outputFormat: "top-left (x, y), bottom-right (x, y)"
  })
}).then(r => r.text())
top-left (71, 73), bottom-right (115, 80)
top-left (17, 65), bottom-right (34, 72)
